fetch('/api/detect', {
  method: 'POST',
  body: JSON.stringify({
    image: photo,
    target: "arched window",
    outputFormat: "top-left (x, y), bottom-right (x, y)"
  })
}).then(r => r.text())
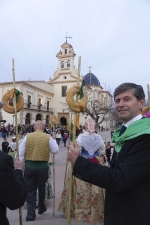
top-left (67, 60), bottom-right (70, 68)
top-left (61, 61), bottom-right (64, 68)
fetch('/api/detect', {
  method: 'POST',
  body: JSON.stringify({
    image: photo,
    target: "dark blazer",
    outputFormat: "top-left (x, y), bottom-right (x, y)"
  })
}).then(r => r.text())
top-left (0, 151), bottom-right (26, 225)
top-left (73, 134), bottom-right (150, 225)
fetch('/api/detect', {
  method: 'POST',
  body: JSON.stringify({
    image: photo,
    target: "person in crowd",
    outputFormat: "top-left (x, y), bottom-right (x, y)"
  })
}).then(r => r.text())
top-left (56, 130), bottom-right (61, 146)
top-left (61, 128), bottom-right (64, 142)
top-left (10, 125), bottom-right (14, 136)
top-left (105, 141), bottom-right (114, 166)
top-left (68, 83), bottom-right (150, 225)
top-left (8, 136), bottom-right (16, 152)
top-left (79, 125), bottom-right (83, 133)
top-left (63, 132), bottom-right (68, 147)
top-left (82, 125), bottom-right (85, 133)
top-left (19, 120), bottom-right (59, 221)
top-left (0, 152), bottom-right (26, 225)
top-left (8, 137), bottom-right (18, 161)
top-left (98, 125), bottom-right (101, 132)
top-left (110, 129), bottom-right (115, 139)
top-left (58, 118), bottom-right (105, 224)
top-left (0, 127), bottom-right (2, 138)
top-left (2, 126), bottom-right (7, 138)
top-left (0, 102), bottom-right (3, 132)
top-left (1, 138), bottom-right (9, 154)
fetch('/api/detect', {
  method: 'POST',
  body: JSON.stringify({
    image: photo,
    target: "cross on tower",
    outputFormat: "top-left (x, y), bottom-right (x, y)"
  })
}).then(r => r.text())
top-left (87, 65), bottom-right (92, 73)
top-left (64, 32), bottom-right (72, 43)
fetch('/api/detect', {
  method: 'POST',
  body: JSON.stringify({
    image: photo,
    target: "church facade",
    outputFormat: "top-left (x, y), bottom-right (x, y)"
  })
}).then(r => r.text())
top-left (0, 41), bottom-right (114, 129)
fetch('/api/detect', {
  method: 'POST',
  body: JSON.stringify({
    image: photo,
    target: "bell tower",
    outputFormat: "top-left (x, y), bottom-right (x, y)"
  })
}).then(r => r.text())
top-left (56, 42), bottom-right (76, 73)
top-left (48, 41), bottom-right (78, 85)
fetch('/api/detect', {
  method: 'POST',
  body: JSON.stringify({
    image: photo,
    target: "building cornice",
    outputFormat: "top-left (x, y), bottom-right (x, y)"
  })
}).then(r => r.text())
top-left (49, 80), bottom-right (79, 85)
top-left (49, 72), bottom-right (80, 84)
top-left (0, 81), bottom-right (54, 96)
top-left (56, 53), bottom-right (76, 59)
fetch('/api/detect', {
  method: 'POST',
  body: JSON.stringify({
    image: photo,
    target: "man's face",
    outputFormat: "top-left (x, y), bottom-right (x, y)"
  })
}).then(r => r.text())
top-left (115, 90), bottom-right (145, 123)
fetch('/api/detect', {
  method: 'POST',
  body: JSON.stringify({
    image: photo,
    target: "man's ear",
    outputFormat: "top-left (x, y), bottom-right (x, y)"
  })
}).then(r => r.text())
top-left (139, 98), bottom-right (145, 110)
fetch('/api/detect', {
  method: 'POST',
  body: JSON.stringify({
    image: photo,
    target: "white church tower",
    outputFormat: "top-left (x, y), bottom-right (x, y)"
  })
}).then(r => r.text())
top-left (49, 41), bottom-right (79, 126)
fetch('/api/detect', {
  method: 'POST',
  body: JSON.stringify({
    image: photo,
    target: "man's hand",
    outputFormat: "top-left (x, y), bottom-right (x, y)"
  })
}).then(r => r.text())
top-left (67, 145), bottom-right (80, 164)
top-left (14, 155), bottom-right (25, 172)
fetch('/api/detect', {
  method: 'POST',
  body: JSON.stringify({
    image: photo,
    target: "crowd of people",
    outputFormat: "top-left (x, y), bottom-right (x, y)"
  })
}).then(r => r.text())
top-left (0, 82), bottom-right (150, 225)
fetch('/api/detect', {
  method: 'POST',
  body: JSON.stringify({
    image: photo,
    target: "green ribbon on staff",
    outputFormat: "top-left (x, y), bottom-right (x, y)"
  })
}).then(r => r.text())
top-left (71, 122), bottom-right (74, 130)
top-left (79, 80), bottom-right (85, 99)
top-left (15, 89), bottom-right (21, 103)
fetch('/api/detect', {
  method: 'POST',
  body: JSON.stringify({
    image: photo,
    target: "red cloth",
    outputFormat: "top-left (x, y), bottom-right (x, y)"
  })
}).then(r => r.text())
top-left (88, 156), bottom-right (100, 164)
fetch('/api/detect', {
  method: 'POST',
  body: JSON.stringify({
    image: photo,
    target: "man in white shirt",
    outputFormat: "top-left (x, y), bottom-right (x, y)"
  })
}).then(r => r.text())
top-left (19, 120), bottom-right (59, 221)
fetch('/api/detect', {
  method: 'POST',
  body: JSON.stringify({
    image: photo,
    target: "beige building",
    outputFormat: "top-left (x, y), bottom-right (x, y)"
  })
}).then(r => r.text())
top-left (0, 41), bottom-right (113, 128)
top-left (0, 81), bottom-right (54, 125)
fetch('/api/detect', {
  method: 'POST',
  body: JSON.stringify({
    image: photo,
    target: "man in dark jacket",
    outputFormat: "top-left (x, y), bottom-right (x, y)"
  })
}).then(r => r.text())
top-left (68, 83), bottom-right (150, 225)
top-left (0, 152), bottom-right (26, 225)
top-left (1, 138), bottom-right (9, 153)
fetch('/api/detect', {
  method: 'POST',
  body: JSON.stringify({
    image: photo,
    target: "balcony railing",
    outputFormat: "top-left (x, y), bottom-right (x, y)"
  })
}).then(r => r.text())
top-left (23, 103), bottom-right (53, 113)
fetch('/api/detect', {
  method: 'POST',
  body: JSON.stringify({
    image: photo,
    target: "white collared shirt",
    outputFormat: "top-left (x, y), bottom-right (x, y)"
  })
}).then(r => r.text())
top-left (124, 114), bottom-right (142, 128)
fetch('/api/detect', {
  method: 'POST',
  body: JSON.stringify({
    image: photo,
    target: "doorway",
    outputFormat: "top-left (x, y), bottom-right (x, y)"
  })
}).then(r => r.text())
top-left (36, 114), bottom-right (42, 121)
top-left (25, 113), bottom-right (31, 124)
top-left (60, 117), bottom-right (67, 126)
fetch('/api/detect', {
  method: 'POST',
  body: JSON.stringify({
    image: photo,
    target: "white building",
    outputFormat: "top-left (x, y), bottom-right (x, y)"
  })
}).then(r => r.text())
top-left (0, 80), bottom-right (54, 125)
top-left (0, 41), bottom-right (113, 128)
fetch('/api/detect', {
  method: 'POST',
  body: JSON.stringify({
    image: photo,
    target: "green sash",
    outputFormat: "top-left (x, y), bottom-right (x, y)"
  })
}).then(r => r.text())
top-left (112, 118), bottom-right (150, 153)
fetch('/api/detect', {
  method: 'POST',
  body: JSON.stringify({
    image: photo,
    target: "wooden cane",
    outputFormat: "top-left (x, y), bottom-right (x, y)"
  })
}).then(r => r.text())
top-left (63, 113), bottom-right (73, 187)
top-left (52, 154), bottom-right (55, 216)
top-left (12, 59), bottom-right (23, 225)
top-left (67, 56), bottom-right (81, 225)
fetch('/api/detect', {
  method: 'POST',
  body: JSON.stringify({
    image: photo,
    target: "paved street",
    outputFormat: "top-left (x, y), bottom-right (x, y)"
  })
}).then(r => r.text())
top-left (0, 131), bottom-right (111, 225)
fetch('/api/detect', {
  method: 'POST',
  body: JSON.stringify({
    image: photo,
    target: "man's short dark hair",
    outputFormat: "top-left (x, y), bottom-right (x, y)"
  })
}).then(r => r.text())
top-left (114, 83), bottom-right (145, 100)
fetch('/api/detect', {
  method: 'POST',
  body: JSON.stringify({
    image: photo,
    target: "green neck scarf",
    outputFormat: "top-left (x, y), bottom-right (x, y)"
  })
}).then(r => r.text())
top-left (112, 118), bottom-right (150, 153)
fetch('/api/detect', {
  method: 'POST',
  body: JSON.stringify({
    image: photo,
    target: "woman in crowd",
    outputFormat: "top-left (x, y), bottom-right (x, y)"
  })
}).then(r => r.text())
top-left (8, 136), bottom-right (17, 161)
top-left (8, 137), bottom-right (16, 152)
top-left (58, 118), bottom-right (105, 224)
top-left (56, 130), bottom-right (61, 146)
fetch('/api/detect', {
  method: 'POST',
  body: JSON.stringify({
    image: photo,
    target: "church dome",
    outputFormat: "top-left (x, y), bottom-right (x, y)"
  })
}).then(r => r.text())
top-left (83, 72), bottom-right (100, 86)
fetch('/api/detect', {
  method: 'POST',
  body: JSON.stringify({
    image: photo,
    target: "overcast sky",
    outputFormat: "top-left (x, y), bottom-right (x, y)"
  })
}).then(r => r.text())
top-left (0, 0), bottom-right (150, 96)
